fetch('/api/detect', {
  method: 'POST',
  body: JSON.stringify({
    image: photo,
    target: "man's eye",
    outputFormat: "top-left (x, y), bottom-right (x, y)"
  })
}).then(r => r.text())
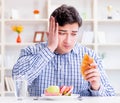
top-left (72, 33), bottom-right (77, 36)
top-left (59, 32), bottom-right (66, 35)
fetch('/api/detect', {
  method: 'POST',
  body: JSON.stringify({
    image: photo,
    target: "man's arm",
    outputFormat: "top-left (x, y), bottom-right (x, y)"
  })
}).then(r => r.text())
top-left (88, 54), bottom-right (115, 96)
top-left (80, 48), bottom-right (115, 96)
top-left (12, 44), bottom-right (55, 85)
top-left (12, 16), bottom-right (58, 85)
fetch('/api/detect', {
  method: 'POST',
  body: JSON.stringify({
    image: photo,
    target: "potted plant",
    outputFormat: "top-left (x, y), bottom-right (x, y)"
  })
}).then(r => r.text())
top-left (11, 25), bottom-right (24, 43)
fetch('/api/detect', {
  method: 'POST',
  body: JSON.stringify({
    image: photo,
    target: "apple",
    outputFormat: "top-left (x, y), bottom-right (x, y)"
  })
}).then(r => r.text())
top-left (45, 85), bottom-right (73, 96)
top-left (46, 86), bottom-right (60, 94)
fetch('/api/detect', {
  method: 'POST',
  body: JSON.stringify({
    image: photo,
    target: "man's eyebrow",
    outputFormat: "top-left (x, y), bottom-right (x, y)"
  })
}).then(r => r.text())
top-left (58, 30), bottom-right (78, 32)
top-left (58, 30), bottom-right (67, 32)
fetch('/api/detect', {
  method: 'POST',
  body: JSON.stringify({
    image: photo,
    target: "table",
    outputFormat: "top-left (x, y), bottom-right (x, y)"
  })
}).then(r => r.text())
top-left (0, 96), bottom-right (120, 103)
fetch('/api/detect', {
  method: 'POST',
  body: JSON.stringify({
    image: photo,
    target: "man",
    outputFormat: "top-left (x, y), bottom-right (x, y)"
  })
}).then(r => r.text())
top-left (12, 4), bottom-right (115, 96)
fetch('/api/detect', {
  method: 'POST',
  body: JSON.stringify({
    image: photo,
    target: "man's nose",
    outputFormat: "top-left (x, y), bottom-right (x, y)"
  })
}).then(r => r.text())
top-left (65, 35), bottom-right (71, 43)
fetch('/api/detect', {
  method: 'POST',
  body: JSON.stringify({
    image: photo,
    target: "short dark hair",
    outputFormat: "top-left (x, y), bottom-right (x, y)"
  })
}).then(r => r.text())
top-left (51, 4), bottom-right (82, 27)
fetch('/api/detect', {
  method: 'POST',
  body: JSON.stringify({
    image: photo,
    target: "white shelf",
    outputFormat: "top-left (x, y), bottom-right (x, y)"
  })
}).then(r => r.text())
top-left (97, 43), bottom-right (120, 46)
top-left (98, 19), bottom-right (120, 22)
top-left (5, 43), bottom-right (35, 46)
top-left (83, 19), bottom-right (94, 23)
top-left (4, 91), bottom-right (14, 94)
top-left (5, 19), bottom-right (48, 23)
top-left (105, 68), bottom-right (120, 70)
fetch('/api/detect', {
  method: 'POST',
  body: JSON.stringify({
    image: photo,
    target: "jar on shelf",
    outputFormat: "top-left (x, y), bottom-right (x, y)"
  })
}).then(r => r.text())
top-left (33, 9), bottom-right (40, 19)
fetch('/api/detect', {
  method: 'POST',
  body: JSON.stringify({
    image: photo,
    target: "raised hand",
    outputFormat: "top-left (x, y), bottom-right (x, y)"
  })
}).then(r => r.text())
top-left (47, 16), bottom-right (59, 52)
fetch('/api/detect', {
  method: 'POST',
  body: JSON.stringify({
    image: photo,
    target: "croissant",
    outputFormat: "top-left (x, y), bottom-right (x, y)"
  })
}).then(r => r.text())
top-left (81, 54), bottom-right (95, 79)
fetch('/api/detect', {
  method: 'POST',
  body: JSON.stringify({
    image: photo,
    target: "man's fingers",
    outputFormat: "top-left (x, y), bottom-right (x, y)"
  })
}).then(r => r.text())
top-left (49, 16), bottom-right (57, 35)
top-left (55, 23), bottom-right (58, 35)
top-left (86, 77), bottom-right (99, 83)
top-left (52, 16), bottom-right (55, 33)
top-left (85, 72), bottom-right (100, 80)
top-left (84, 68), bottom-right (100, 80)
top-left (49, 16), bottom-right (52, 33)
top-left (85, 68), bottom-right (98, 75)
top-left (46, 32), bottom-right (49, 37)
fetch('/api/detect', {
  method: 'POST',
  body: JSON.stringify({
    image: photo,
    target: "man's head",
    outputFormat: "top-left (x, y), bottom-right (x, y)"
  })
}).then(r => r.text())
top-left (51, 4), bottom-right (82, 27)
top-left (50, 4), bottom-right (82, 54)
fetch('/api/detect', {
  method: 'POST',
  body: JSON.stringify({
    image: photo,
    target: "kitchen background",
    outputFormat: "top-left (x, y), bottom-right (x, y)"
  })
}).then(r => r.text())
top-left (0, 0), bottom-right (120, 96)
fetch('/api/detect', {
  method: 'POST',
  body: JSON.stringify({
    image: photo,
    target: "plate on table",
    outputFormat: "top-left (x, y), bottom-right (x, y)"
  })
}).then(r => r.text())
top-left (41, 94), bottom-right (80, 100)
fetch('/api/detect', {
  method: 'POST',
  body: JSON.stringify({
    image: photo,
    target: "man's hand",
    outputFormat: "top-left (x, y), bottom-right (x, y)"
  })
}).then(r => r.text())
top-left (84, 63), bottom-right (101, 91)
top-left (47, 16), bottom-right (58, 52)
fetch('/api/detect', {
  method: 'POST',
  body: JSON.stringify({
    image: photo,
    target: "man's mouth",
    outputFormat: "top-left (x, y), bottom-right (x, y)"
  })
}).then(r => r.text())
top-left (64, 45), bottom-right (71, 49)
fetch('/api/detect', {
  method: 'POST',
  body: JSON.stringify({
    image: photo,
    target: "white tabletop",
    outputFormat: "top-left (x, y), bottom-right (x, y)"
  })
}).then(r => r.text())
top-left (0, 96), bottom-right (120, 103)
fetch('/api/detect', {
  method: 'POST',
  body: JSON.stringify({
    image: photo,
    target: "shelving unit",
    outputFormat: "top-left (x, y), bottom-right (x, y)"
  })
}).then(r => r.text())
top-left (96, 0), bottom-right (120, 95)
top-left (0, 0), bottom-right (49, 96)
top-left (0, 0), bottom-right (120, 96)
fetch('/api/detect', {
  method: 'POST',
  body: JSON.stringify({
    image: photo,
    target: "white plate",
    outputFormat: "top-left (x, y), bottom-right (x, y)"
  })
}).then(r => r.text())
top-left (41, 94), bottom-right (80, 100)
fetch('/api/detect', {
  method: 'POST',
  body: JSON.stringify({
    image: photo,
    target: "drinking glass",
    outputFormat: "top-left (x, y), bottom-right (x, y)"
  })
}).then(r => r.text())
top-left (14, 75), bottom-right (28, 100)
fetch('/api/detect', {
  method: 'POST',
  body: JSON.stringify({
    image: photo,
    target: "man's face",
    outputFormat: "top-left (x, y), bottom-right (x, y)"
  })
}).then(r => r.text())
top-left (55, 23), bottom-right (79, 54)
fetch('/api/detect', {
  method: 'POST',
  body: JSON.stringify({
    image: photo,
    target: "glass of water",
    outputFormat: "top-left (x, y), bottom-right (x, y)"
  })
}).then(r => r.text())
top-left (14, 75), bottom-right (28, 100)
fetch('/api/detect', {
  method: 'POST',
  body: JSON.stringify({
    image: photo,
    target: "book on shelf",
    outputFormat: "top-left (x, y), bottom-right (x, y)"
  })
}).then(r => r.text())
top-left (4, 77), bottom-right (15, 91)
top-left (8, 77), bottom-right (15, 91)
top-left (0, 83), bottom-right (1, 93)
top-left (97, 31), bottom-right (106, 44)
top-left (81, 31), bottom-right (94, 43)
top-left (5, 77), bottom-right (10, 91)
